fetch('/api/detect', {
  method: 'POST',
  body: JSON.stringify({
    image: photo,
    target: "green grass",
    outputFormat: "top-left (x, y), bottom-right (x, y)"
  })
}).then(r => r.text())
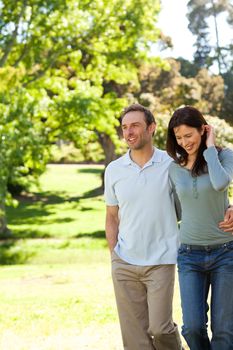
top-left (0, 259), bottom-right (116, 333)
top-left (0, 259), bottom-right (119, 349)
top-left (7, 164), bottom-right (105, 240)
top-left (0, 164), bottom-right (122, 350)
top-left (0, 164), bottom-right (187, 349)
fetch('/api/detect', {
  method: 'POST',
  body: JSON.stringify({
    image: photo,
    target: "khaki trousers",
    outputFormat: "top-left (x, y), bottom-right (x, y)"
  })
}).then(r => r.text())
top-left (111, 251), bottom-right (182, 350)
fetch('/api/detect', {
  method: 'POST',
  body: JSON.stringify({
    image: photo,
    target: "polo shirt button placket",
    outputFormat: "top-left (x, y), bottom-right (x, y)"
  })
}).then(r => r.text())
top-left (138, 170), bottom-right (146, 185)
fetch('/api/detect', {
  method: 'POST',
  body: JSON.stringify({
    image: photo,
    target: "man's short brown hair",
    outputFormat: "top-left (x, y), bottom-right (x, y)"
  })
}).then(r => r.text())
top-left (120, 104), bottom-right (156, 127)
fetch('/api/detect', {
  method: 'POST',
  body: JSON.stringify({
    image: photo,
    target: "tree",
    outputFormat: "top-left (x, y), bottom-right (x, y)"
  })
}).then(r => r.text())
top-left (195, 68), bottom-right (224, 114)
top-left (177, 57), bottom-right (200, 78)
top-left (187, 0), bottom-right (233, 73)
top-left (221, 67), bottom-right (233, 124)
top-left (0, 0), bottom-right (163, 233)
top-left (0, 66), bottom-right (49, 235)
top-left (137, 58), bottom-right (224, 116)
top-left (187, 0), bottom-right (233, 124)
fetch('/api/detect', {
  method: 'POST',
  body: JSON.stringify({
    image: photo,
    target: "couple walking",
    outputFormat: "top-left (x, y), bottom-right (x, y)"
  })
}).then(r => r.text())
top-left (104, 104), bottom-right (233, 350)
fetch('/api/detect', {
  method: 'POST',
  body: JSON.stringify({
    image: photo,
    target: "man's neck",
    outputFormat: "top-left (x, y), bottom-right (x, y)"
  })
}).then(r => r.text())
top-left (130, 145), bottom-right (155, 168)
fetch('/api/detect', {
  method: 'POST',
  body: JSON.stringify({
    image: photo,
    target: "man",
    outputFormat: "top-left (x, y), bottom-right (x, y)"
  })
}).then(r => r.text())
top-left (104, 104), bottom-right (233, 350)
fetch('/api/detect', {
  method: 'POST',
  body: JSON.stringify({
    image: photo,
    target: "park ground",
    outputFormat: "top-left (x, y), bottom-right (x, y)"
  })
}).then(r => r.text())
top-left (0, 164), bottom-right (188, 349)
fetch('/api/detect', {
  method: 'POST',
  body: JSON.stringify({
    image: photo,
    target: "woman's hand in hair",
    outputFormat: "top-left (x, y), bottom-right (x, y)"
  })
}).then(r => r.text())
top-left (205, 125), bottom-right (215, 148)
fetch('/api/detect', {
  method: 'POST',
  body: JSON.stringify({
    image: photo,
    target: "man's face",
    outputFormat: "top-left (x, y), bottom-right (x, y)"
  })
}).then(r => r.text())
top-left (121, 111), bottom-right (155, 150)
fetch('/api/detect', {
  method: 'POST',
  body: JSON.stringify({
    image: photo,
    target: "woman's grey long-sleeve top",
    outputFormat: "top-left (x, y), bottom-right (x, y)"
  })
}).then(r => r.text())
top-left (169, 146), bottom-right (233, 245)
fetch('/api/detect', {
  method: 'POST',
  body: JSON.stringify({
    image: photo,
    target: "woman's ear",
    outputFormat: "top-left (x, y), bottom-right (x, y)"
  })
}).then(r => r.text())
top-left (200, 125), bottom-right (206, 136)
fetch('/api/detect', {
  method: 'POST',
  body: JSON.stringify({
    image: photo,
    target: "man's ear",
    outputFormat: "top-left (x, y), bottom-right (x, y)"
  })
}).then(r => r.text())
top-left (149, 122), bottom-right (156, 135)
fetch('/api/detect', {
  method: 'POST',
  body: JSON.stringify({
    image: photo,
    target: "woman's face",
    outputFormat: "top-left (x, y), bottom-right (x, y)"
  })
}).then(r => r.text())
top-left (173, 124), bottom-right (204, 158)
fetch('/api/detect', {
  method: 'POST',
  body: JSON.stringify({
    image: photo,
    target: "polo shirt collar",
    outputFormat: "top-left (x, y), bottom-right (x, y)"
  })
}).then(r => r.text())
top-left (123, 147), bottom-right (163, 166)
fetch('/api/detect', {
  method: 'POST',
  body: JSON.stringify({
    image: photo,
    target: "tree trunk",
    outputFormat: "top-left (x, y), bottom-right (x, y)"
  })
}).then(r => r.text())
top-left (210, 0), bottom-right (224, 74)
top-left (0, 3), bottom-right (27, 67)
top-left (0, 203), bottom-right (11, 238)
top-left (97, 132), bottom-right (118, 189)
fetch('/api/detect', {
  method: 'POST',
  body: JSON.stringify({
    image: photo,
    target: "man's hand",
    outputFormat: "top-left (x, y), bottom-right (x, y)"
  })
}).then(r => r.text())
top-left (219, 206), bottom-right (233, 233)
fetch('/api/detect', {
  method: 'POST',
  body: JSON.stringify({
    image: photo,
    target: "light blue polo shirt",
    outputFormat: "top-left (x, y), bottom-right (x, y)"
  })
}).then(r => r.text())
top-left (104, 148), bottom-right (179, 266)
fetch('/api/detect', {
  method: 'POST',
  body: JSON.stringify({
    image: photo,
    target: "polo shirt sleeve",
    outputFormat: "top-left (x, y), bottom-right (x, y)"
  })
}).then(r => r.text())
top-left (104, 164), bottom-right (119, 206)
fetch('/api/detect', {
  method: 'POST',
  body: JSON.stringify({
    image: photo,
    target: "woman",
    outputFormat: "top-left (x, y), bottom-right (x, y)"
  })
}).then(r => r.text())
top-left (166, 106), bottom-right (233, 350)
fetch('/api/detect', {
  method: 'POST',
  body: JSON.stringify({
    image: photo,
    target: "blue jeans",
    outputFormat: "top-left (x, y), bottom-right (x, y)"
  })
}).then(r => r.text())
top-left (178, 240), bottom-right (233, 350)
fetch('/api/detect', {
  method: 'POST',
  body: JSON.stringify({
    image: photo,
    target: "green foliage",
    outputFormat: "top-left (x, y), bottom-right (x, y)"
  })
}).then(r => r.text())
top-left (177, 57), bottom-right (200, 78)
top-left (221, 68), bottom-right (233, 125)
top-left (186, 0), bottom-right (233, 124)
top-left (195, 69), bottom-right (224, 114)
top-left (0, 0), bottom-right (163, 231)
top-left (137, 59), bottom-right (225, 119)
top-left (187, 0), bottom-right (233, 72)
top-left (0, 0), bottom-right (162, 142)
top-left (153, 113), bottom-right (170, 150)
top-left (205, 115), bottom-right (233, 148)
top-left (50, 142), bottom-right (105, 164)
top-left (0, 67), bottom-right (49, 222)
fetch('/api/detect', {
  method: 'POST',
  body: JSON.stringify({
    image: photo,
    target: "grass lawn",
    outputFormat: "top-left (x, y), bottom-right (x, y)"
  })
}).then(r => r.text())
top-left (1, 164), bottom-right (187, 349)
top-left (7, 164), bottom-right (105, 240)
top-left (0, 255), bottom-right (120, 349)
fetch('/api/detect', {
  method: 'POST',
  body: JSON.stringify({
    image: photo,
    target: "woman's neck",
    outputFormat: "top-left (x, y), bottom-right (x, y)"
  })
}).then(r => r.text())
top-left (184, 155), bottom-right (197, 169)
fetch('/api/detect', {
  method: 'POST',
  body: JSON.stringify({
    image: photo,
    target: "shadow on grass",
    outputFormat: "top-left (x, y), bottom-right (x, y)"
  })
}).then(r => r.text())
top-left (77, 168), bottom-right (103, 175)
top-left (0, 240), bottom-right (35, 265)
top-left (13, 186), bottom-right (103, 206)
top-left (0, 230), bottom-right (106, 264)
top-left (9, 212), bottom-right (75, 227)
top-left (74, 230), bottom-right (105, 239)
top-left (83, 186), bottom-right (103, 198)
top-left (5, 184), bottom-right (104, 242)
top-left (68, 186), bottom-right (103, 203)
top-left (14, 193), bottom-right (66, 205)
top-left (10, 230), bottom-right (52, 239)
top-left (7, 186), bottom-right (103, 228)
top-left (0, 230), bottom-right (106, 265)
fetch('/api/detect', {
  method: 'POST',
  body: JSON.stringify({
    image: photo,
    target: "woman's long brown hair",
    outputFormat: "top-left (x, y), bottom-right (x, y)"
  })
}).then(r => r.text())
top-left (166, 106), bottom-right (216, 177)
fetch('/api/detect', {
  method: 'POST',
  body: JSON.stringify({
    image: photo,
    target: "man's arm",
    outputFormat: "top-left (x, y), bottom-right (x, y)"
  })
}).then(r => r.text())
top-left (219, 205), bottom-right (233, 233)
top-left (105, 205), bottom-right (119, 252)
